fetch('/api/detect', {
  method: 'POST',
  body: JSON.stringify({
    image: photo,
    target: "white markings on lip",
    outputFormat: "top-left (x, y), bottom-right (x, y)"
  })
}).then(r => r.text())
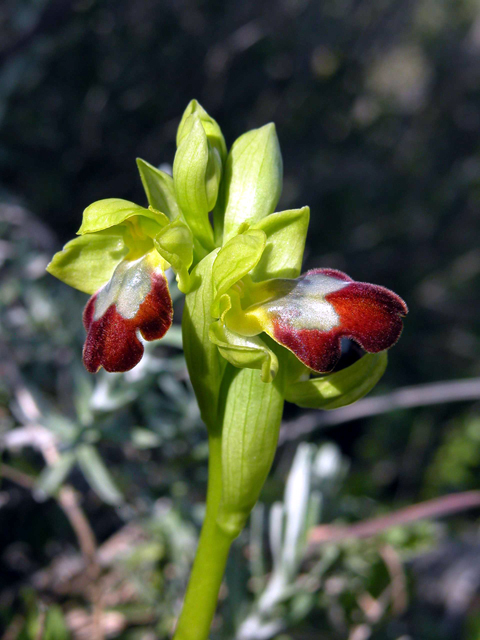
top-left (258, 273), bottom-right (350, 332)
top-left (93, 255), bottom-right (154, 321)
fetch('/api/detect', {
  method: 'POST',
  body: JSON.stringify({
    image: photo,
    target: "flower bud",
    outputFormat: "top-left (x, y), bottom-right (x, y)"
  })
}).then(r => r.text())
top-left (177, 99), bottom-right (227, 164)
top-left (173, 114), bottom-right (221, 250)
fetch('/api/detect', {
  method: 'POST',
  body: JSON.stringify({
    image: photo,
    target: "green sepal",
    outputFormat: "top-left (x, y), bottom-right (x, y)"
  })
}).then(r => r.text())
top-left (46, 229), bottom-right (128, 294)
top-left (177, 99), bottom-right (227, 163)
top-left (182, 249), bottom-right (227, 430)
top-left (136, 158), bottom-right (181, 220)
top-left (173, 114), bottom-right (219, 251)
top-left (216, 365), bottom-right (285, 537)
top-left (77, 198), bottom-right (168, 235)
top-left (284, 351), bottom-right (388, 410)
top-left (154, 219), bottom-right (194, 293)
top-left (251, 206), bottom-right (310, 280)
top-left (211, 228), bottom-right (266, 316)
top-left (223, 123), bottom-right (283, 242)
top-left (209, 321), bottom-right (278, 383)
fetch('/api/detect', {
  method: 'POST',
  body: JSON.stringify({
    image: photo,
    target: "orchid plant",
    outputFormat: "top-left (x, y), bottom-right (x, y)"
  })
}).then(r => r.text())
top-left (47, 100), bottom-right (407, 639)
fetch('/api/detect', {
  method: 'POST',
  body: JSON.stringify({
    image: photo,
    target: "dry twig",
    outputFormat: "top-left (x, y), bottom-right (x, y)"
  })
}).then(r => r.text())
top-left (309, 490), bottom-right (480, 548)
top-left (280, 377), bottom-right (480, 445)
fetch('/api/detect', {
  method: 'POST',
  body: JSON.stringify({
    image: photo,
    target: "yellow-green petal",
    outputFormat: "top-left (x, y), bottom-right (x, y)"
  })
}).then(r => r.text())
top-left (46, 230), bottom-right (128, 294)
top-left (211, 228), bottom-right (266, 316)
top-left (154, 219), bottom-right (194, 293)
top-left (77, 198), bottom-right (168, 235)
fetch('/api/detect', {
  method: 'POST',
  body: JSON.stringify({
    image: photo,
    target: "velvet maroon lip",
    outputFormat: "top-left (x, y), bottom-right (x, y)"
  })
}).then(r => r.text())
top-left (82, 257), bottom-right (173, 373)
top-left (264, 268), bottom-right (407, 373)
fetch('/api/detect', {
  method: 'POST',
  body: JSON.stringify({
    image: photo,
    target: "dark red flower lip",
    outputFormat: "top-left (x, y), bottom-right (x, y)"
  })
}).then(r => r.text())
top-left (268, 268), bottom-right (408, 373)
top-left (82, 258), bottom-right (173, 373)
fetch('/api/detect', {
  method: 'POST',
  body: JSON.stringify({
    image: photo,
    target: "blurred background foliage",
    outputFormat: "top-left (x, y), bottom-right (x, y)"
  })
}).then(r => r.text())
top-left (1, 0), bottom-right (480, 638)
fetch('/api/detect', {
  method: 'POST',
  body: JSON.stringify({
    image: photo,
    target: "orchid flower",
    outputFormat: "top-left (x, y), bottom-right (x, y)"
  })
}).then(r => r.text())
top-left (46, 100), bottom-right (407, 640)
top-left (47, 184), bottom-right (193, 373)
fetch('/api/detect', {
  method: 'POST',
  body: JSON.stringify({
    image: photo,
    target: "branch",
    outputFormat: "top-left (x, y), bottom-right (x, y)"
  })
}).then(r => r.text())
top-left (308, 490), bottom-right (480, 548)
top-left (280, 377), bottom-right (480, 445)
top-left (1, 464), bottom-right (36, 490)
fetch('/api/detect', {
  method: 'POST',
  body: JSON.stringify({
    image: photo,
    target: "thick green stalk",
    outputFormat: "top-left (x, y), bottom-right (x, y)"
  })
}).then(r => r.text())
top-left (176, 250), bottom-right (233, 638)
top-left (174, 364), bottom-right (285, 639)
top-left (173, 435), bottom-right (235, 640)
top-left (179, 245), bottom-right (287, 638)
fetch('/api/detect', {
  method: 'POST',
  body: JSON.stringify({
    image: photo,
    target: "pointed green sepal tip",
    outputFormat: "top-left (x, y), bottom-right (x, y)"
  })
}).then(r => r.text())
top-left (177, 99), bottom-right (227, 162)
top-left (154, 219), bottom-right (194, 293)
top-left (223, 123), bottom-right (283, 242)
top-left (46, 230), bottom-right (129, 294)
top-left (136, 158), bottom-right (181, 220)
top-left (283, 351), bottom-right (388, 410)
top-left (173, 114), bottom-right (218, 250)
top-left (209, 321), bottom-right (278, 383)
top-left (77, 198), bottom-right (168, 235)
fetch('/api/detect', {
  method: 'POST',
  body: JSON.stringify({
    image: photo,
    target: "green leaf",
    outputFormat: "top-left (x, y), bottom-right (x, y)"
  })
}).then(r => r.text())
top-left (44, 605), bottom-right (70, 640)
top-left (35, 451), bottom-right (76, 496)
top-left (211, 228), bottom-right (266, 314)
top-left (177, 99), bottom-right (227, 163)
top-left (209, 321), bottom-right (278, 383)
top-left (182, 250), bottom-right (227, 430)
top-left (216, 366), bottom-right (285, 536)
top-left (223, 123), bottom-right (283, 242)
top-left (284, 351), bottom-right (388, 410)
top-left (46, 230), bottom-right (128, 294)
top-left (42, 414), bottom-right (79, 441)
top-left (136, 158), bottom-right (181, 220)
top-left (173, 115), bottom-right (219, 250)
top-left (76, 444), bottom-right (123, 505)
top-left (154, 218), bottom-right (194, 293)
top-left (252, 207), bottom-right (310, 280)
top-left (77, 198), bottom-right (168, 235)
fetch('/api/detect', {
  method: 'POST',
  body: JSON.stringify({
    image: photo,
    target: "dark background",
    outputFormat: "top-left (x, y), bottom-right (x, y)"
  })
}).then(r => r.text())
top-left (1, 1), bottom-right (480, 638)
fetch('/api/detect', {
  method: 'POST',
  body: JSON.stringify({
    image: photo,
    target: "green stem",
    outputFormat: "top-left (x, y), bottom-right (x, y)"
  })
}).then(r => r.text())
top-left (173, 435), bottom-right (234, 640)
